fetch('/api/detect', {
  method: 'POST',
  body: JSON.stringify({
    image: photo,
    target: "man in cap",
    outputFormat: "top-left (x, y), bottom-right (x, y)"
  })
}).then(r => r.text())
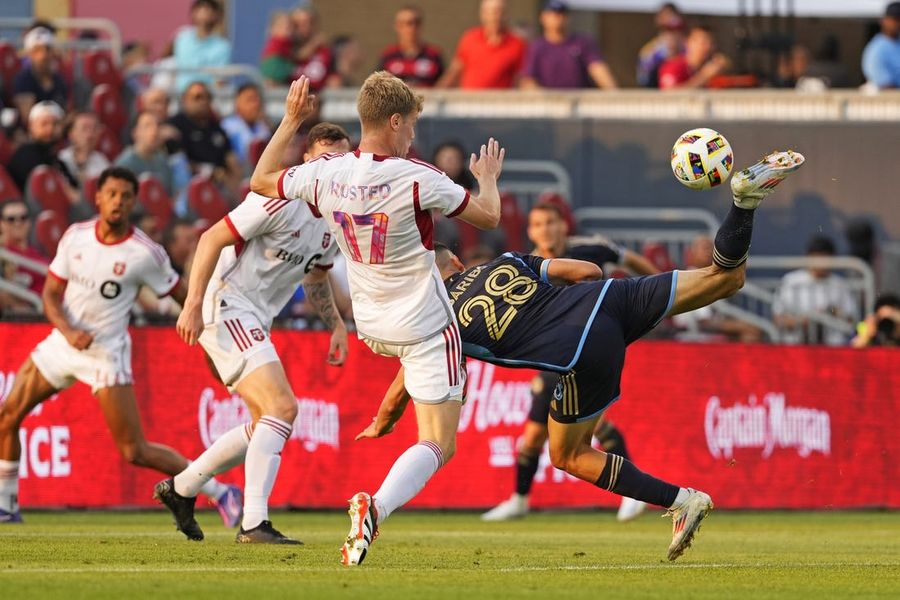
top-left (862, 2), bottom-right (900, 88)
top-left (12, 25), bottom-right (69, 122)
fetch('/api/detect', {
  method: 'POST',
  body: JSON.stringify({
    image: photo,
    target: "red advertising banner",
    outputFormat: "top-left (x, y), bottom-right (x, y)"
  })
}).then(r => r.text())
top-left (1, 323), bottom-right (897, 510)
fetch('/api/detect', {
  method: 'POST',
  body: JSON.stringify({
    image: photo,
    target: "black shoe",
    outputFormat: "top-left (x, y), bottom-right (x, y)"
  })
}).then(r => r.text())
top-left (235, 520), bottom-right (303, 545)
top-left (153, 478), bottom-right (204, 541)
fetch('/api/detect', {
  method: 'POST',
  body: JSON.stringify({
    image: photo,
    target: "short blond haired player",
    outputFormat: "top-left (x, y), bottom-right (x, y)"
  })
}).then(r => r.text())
top-left (251, 73), bottom-right (504, 566)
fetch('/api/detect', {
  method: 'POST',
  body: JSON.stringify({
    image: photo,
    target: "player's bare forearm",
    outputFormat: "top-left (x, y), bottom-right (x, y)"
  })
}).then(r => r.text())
top-left (547, 258), bottom-right (603, 284)
top-left (184, 221), bottom-right (235, 310)
top-left (356, 367), bottom-right (412, 440)
top-left (42, 277), bottom-right (75, 337)
top-left (624, 250), bottom-right (661, 275)
top-left (302, 269), bottom-right (342, 332)
top-left (250, 76), bottom-right (316, 198)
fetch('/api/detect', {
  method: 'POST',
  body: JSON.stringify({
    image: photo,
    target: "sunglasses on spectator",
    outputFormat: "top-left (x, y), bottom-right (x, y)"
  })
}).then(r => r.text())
top-left (2, 214), bottom-right (30, 223)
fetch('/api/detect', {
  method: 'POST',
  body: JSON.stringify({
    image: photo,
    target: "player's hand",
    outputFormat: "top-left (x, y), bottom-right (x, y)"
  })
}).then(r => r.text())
top-left (355, 417), bottom-right (395, 441)
top-left (469, 137), bottom-right (505, 182)
top-left (64, 329), bottom-right (94, 350)
top-left (327, 324), bottom-right (348, 366)
top-left (176, 303), bottom-right (204, 346)
top-left (284, 76), bottom-right (317, 125)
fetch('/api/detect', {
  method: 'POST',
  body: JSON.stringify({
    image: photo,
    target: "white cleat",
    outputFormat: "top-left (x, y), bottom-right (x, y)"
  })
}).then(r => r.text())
top-left (665, 488), bottom-right (714, 561)
top-left (340, 492), bottom-right (378, 567)
top-left (616, 497), bottom-right (647, 522)
top-left (731, 150), bottom-right (805, 209)
top-left (481, 494), bottom-right (529, 522)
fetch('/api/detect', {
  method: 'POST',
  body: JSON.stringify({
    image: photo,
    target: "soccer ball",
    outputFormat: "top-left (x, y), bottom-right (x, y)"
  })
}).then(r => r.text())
top-left (670, 128), bottom-right (734, 191)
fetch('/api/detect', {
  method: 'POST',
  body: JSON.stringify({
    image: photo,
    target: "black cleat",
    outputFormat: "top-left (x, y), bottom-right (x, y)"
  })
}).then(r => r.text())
top-left (153, 478), bottom-right (204, 541)
top-left (235, 520), bottom-right (303, 545)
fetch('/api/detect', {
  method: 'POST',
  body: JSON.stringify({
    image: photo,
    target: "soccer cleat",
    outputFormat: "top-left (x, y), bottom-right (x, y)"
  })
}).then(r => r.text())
top-left (616, 497), bottom-right (647, 523)
top-left (153, 478), bottom-right (204, 541)
top-left (212, 484), bottom-right (243, 529)
top-left (235, 520), bottom-right (303, 544)
top-left (730, 150), bottom-right (805, 209)
top-left (340, 492), bottom-right (378, 567)
top-left (481, 493), bottom-right (529, 522)
top-left (0, 508), bottom-right (22, 524)
top-left (665, 488), bottom-right (713, 561)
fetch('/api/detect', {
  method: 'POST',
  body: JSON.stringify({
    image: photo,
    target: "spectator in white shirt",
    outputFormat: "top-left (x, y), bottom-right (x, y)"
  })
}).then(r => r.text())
top-left (58, 111), bottom-right (110, 188)
top-left (773, 235), bottom-right (858, 346)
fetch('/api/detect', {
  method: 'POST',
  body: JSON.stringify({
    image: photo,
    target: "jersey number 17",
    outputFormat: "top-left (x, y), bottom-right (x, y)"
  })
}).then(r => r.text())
top-left (333, 211), bottom-right (389, 264)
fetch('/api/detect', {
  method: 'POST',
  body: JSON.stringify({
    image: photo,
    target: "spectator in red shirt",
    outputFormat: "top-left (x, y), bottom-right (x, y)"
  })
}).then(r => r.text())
top-left (658, 26), bottom-right (729, 90)
top-left (0, 199), bottom-right (48, 314)
top-left (379, 6), bottom-right (444, 88)
top-left (289, 7), bottom-right (341, 91)
top-left (437, 0), bottom-right (526, 89)
top-left (260, 11), bottom-right (297, 85)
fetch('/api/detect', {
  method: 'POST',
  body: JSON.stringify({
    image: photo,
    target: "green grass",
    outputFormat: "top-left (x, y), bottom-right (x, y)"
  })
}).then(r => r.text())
top-left (1, 510), bottom-right (898, 599)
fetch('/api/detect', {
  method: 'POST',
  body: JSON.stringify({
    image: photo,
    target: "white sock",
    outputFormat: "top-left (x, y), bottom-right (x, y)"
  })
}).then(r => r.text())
top-left (242, 416), bottom-right (292, 530)
top-left (174, 423), bottom-right (252, 498)
top-left (373, 441), bottom-right (443, 526)
top-left (0, 460), bottom-right (19, 513)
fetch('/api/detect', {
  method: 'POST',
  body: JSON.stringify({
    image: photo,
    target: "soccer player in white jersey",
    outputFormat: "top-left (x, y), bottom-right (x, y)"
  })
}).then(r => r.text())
top-left (250, 73), bottom-right (505, 566)
top-left (0, 167), bottom-right (238, 524)
top-left (153, 123), bottom-right (351, 544)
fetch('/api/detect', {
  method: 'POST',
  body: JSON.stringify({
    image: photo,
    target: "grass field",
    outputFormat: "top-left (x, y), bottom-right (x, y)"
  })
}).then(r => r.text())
top-left (2, 510), bottom-right (898, 599)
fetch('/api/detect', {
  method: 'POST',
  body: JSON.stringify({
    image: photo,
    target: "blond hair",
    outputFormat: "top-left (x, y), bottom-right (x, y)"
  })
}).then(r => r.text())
top-left (357, 71), bottom-right (423, 128)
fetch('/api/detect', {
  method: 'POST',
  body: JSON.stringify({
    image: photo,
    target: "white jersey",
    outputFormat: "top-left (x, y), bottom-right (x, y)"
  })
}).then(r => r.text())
top-left (278, 150), bottom-right (470, 344)
top-left (47, 219), bottom-right (180, 347)
top-left (203, 192), bottom-right (338, 328)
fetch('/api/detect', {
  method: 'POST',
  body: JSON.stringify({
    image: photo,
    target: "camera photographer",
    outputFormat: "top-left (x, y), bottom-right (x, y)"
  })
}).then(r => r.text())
top-left (852, 293), bottom-right (900, 348)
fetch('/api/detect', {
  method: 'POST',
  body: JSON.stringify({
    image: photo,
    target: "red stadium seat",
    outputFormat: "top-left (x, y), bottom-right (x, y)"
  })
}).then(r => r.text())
top-left (642, 241), bottom-right (677, 273)
top-left (0, 131), bottom-right (14, 166)
top-left (0, 42), bottom-right (21, 99)
top-left (34, 210), bottom-right (68, 257)
top-left (138, 174), bottom-right (174, 231)
top-left (91, 84), bottom-right (127, 133)
top-left (499, 191), bottom-right (525, 252)
top-left (248, 138), bottom-right (268, 167)
top-left (537, 191), bottom-right (576, 235)
top-left (27, 166), bottom-right (71, 220)
top-left (0, 164), bottom-right (21, 202)
top-left (95, 124), bottom-right (123, 161)
top-left (187, 175), bottom-right (230, 222)
top-left (238, 178), bottom-right (251, 201)
top-left (82, 50), bottom-right (121, 88)
top-left (83, 175), bottom-right (99, 205)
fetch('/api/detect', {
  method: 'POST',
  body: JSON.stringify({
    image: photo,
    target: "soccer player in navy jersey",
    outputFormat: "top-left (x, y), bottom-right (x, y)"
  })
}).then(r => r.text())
top-left (481, 202), bottom-right (659, 523)
top-left (358, 150), bottom-right (805, 561)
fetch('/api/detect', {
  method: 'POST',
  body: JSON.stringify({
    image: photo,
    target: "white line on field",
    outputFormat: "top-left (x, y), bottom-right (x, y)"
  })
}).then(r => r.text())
top-left (0, 563), bottom-right (897, 575)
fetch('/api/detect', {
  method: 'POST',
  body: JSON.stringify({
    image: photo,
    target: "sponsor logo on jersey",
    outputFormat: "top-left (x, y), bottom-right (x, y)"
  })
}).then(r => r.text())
top-left (249, 328), bottom-right (265, 342)
top-left (99, 280), bottom-right (121, 299)
top-left (705, 392), bottom-right (831, 460)
top-left (321, 232), bottom-right (331, 248)
top-left (113, 262), bottom-right (126, 276)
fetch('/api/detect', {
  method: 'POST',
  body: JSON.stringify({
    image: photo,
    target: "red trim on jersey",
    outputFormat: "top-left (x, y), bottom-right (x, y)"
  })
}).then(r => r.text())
top-left (235, 321), bottom-right (254, 349)
top-left (313, 263), bottom-right (334, 271)
top-left (223, 215), bottom-right (244, 243)
top-left (352, 149), bottom-right (391, 162)
top-left (442, 328), bottom-right (453, 385)
top-left (47, 269), bottom-right (67, 283)
top-left (277, 168), bottom-right (288, 200)
top-left (160, 277), bottom-right (181, 298)
top-left (407, 157), bottom-right (444, 175)
top-left (224, 320), bottom-right (246, 351)
top-left (263, 198), bottom-right (289, 215)
top-left (94, 221), bottom-right (134, 246)
top-left (132, 229), bottom-right (168, 265)
top-left (446, 191), bottom-right (471, 219)
top-left (307, 151), bottom-right (345, 163)
top-left (306, 203), bottom-right (323, 219)
top-left (311, 178), bottom-right (322, 217)
top-left (412, 181), bottom-right (434, 251)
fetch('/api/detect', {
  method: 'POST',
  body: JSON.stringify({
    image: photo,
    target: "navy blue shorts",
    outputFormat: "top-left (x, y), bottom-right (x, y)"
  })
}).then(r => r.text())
top-left (547, 272), bottom-right (678, 425)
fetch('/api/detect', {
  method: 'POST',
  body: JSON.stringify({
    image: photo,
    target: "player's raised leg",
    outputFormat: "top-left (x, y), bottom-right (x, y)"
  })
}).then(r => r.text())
top-left (0, 359), bottom-right (59, 523)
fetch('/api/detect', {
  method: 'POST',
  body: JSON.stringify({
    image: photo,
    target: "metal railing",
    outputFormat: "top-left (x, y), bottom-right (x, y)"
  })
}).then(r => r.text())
top-left (0, 248), bottom-right (47, 313)
top-left (0, 18), bottom-right (122, 62)
top-left (500, 160), bottom-right (572, 207)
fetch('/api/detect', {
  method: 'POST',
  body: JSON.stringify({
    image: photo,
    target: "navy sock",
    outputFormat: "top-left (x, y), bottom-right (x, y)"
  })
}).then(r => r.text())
top-left (595, 454), bottom-right (680, 508)
top-left (515, 449), bottom-right (541, 496)
top-left (595, 421), bottom-right (630, 460)
top-left (713, 204), bottom-right (756, 269)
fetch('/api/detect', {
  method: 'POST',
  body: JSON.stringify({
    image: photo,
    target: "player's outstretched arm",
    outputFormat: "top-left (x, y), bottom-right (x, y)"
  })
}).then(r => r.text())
top-left (455, 137), bottom-right (505, 230)
top-left (301, 268), bottom-right (348, 366)
top-left (355, 367), bottom-right (412, 440)
top-left (249, 76), bottom-right (317, 199)
top-left (176, 220), bottom-right (238, 346)
top-left (545, 258), bottom-right (604, 285)
top-left (42, 276), bottom-right (93, 350)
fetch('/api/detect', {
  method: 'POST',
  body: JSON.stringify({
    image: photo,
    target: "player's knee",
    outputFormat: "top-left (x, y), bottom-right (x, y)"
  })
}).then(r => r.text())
top-left (118, 442), bottom-right (146, 466)
top-left (548, 445), bottom-right (575, 473)
top-left (266, 392), bottom-right (298, 423)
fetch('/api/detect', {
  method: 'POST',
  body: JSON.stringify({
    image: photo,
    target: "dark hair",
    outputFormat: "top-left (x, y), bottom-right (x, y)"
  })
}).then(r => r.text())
top-left (432, 141), bottom-right (466, 162)
top-left (806, 235), bottom-right (836, 255)
top-left (191, 0), bottom-right (222, 13)
top-left (529, 201), bottom-right (564, 219)
top-left (97, 167), bottom-right (139, 195)
top-left (875, 293), bottom-right (900, 311)
top-left (182, 80), bottom-right (212, 99)
top-left (63, 110), bottom-right (98, 139)
top-left (26, 19), bottom-right (57, 35)
top-left (307, 122), bottom-right (351, 149)
top-left (162, 218), bottom-right (195, 248)
top-left (0, 198), bottom-right (28, 217)
top-left (236, 82), bottom-right (261, 97)
top-left (434, 242), bottom-right (452, 255)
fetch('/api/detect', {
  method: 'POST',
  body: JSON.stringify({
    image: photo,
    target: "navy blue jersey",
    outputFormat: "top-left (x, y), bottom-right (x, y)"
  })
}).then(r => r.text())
top-left (445, 252), bottom-right (610, 371)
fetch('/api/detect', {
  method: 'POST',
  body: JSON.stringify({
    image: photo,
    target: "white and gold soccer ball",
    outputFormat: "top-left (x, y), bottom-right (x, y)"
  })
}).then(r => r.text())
top-left (670, 128), bottom-right (734, 191)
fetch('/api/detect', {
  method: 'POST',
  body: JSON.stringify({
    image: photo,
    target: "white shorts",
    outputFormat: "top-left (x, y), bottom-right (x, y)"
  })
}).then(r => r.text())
top-left (199, 310), bottom-right (279, 391)
top-left (364, 322), bottom-right (465, 404)
top-left (31, 329), bottom-right (133, 394)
